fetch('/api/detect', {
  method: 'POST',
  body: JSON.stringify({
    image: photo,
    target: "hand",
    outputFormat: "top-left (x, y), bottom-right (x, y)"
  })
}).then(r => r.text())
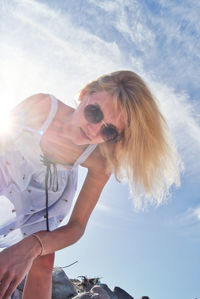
top-left (0, 235), bottom-right (41, 299)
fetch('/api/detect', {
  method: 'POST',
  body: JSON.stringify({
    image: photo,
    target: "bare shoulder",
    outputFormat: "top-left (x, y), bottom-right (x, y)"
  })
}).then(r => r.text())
top-left (12, 93), bottom-right (52, 130)
top-left (81, 146), bottom-right (112, 181)
top-left (14, 93), bottom-right (50, 111)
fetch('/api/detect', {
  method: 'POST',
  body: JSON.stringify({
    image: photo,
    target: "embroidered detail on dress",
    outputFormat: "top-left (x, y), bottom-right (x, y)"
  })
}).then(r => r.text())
top-left (62, 198), bottom-right (68, 202)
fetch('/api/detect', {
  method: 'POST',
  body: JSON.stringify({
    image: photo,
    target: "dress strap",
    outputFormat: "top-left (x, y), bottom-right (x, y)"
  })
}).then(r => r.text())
top-left (72, 144), bottom-right (97, 169)
top-left (39, 95), bottom-right (58, 136)
top-left (23, 94), bottom-right (58, 139)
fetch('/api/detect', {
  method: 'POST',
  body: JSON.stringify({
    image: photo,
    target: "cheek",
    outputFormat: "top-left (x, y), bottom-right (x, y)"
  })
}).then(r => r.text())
top-left (73, 109), bottom-right (86, 125)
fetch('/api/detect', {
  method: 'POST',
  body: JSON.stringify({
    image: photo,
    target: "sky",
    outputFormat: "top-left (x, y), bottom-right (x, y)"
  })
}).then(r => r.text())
top-left (0, 0), bottom-right (200, 298)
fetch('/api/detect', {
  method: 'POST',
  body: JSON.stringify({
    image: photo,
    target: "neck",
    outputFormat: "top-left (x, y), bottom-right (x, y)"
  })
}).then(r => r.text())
top-left (54, 103), bottom-right (75, 136)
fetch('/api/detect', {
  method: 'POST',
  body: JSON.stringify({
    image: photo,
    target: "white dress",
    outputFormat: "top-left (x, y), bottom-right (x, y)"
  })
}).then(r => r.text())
top-left (0, 95), bottom-right (96, 247)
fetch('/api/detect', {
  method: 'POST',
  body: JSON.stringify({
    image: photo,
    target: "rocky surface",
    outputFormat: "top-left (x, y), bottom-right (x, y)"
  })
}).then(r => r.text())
top-left (11, 267), bottom-right (149, 299)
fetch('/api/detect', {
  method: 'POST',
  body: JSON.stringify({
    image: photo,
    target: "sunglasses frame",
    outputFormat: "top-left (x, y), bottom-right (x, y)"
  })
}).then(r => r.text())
top-left (83, 104), bottom-right (121, 143)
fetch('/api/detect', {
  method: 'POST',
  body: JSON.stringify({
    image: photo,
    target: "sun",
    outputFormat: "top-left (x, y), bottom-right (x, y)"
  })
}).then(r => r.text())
top-left (0, 104), bottom-right (25, 141)
top-left (0, 108), bottom-right (13, 137)
top-left (0, 110), bottom-right (12, 136)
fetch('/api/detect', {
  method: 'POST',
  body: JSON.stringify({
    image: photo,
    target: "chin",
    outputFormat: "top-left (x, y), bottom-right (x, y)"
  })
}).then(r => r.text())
top-left (73, 139), bottom-right (87, 146)
top-left (72, 137), bottom-right (91, 146)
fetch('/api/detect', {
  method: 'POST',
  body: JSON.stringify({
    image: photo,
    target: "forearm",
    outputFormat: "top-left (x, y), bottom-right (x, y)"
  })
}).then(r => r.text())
top-left (29, 166), bottom-right (110, 258)
top-left (30, 221), bottom-right (85, 257)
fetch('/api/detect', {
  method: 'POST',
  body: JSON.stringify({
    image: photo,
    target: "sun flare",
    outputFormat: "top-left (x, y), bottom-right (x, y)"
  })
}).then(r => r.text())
top-left (0, 110), bottom-right (12, 136)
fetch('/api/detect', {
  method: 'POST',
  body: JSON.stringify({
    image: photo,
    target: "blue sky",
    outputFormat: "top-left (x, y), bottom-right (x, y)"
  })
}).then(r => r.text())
top-left (0, 0), bottom-right (200, 298)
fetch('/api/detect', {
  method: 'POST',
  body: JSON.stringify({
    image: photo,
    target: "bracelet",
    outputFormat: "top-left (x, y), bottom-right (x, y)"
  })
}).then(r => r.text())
top-left (32, 234), bottom-right (44, 257)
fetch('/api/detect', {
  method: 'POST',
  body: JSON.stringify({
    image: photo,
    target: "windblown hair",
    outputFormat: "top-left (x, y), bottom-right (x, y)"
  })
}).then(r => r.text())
top-left (79, 70), bottom-right (182, 209)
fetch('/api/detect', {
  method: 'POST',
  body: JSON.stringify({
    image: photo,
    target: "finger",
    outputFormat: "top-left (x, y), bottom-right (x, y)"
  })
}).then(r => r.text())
top-left (2, 278), bottom-right (18, 299)
top-left (0, 273), bottom-right (11, 299)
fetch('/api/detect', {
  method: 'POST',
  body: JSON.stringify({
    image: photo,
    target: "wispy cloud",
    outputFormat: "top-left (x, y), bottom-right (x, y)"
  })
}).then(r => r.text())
top-left (1, 0), bottom-right (123, 106)
top-left (192, 206), bottom-right (200, 221)
top-left (1, 0), bottom-right (200, 183)
top-left (95, 201), bottom-right (135, 224)
top-left (95, 203), bottom-right (112, 213)
top-left (173, 205), bottom-right (200, 229)
top-left (88, 0), bottom-right (200, 93)
top-left (1, 2), bottom-right (199, 297)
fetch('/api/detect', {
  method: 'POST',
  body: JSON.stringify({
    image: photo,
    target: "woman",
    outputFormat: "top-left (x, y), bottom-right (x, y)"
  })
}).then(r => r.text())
top-left (0, 70), bottom-right (180, 298)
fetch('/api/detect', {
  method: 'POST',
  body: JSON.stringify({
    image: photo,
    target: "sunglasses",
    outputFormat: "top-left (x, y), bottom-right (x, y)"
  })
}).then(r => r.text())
top-left (84, 104), bottom-right (121, 143)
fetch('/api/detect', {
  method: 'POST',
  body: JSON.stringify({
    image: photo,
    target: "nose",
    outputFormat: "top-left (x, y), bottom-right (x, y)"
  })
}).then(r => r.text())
top-left (86, 122), bottom-right (102, 139)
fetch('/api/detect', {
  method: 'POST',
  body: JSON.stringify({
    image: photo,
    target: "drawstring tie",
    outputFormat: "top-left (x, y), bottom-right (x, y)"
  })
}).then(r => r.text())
top-left (40, 155), bottom-right (59, 231)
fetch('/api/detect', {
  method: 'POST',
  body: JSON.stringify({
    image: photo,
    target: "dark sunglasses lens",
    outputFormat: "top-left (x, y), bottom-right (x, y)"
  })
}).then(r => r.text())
top-left (84, 104), bottom-right (103, 124)
top-left (101, 124), bottom-right (120, 143)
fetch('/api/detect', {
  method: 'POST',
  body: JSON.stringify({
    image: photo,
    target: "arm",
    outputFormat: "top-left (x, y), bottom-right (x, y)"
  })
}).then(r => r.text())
top-left (0, 93), bottom-right (51, 155)
top-left (31, 165), bottom-right (111, 255)
top-left (0, 160), bottom-right (111, 298)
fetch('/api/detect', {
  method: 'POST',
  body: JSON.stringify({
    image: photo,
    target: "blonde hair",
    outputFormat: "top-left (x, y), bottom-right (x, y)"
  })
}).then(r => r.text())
top-left (79, 70), bottom-right (182, 209)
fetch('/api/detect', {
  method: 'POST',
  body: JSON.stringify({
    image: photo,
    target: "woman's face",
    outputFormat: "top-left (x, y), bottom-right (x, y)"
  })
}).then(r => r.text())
top-left (69, 91), bottom-right (125, 145)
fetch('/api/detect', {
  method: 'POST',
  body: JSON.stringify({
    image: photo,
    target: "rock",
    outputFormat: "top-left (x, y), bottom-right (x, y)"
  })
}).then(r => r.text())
top-left (100, 284), bottom-right (118, 299)
top-left (52, 267), bottom-right (77, 299)
top-left (73, 285), bottom-right (110, 299)
top-left (11, 289), bottom-right (22, 299)
top-left (113, 286), bottom-right (134, 299)
top-left (73, 291), bottom-right (92, 299)
top-left (11, 278), bottom-right (26, 299)
top-left (91, 286), bottom-right (110, 299)
top-left (10, 269), bottom-right (140, 299)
